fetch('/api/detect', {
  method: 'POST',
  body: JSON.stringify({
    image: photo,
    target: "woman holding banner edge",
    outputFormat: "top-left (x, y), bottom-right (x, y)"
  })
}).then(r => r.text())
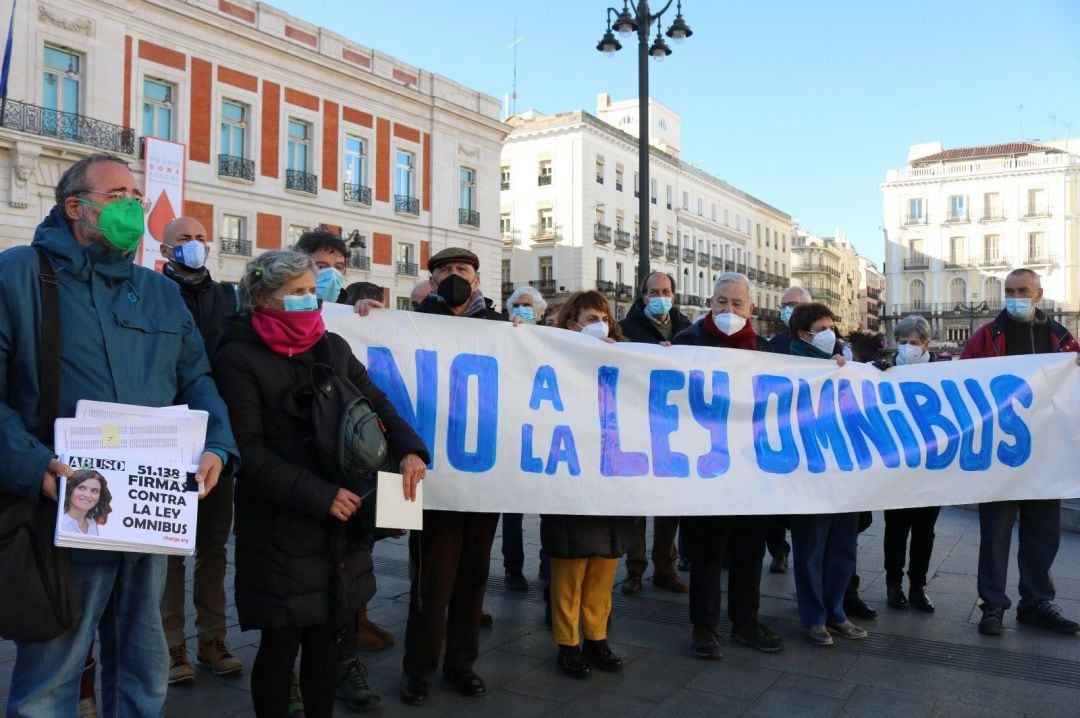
top-left (541, 290), bottom-right (635, 678)
top-left (785, 302), bottom-right (869, 646)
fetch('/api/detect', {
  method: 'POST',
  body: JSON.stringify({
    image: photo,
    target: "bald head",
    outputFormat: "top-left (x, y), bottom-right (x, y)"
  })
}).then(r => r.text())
top-left (163, 216), bottom-right (207, 247)
top-left (410, 279), bottom-right (432, 309)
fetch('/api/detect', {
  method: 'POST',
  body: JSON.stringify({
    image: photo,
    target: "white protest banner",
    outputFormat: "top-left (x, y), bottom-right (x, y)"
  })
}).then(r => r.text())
top-left (324, 307), bottom-right (1080, 516)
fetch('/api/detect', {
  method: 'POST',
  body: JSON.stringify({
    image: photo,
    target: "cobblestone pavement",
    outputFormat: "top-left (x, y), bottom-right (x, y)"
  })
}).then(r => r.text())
top-left (3, 507), bottom-right (1079, 716)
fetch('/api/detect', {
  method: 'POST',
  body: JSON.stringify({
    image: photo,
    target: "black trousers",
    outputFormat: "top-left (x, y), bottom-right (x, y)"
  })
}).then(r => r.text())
top-left (403, 509), bottom-right (499, 678)
top-left (765, 517), bottom-right (790, 559)
top-left (252, 624), bottom-right (336, 718)
top-left (884, 506), bottom-right (941, 586)
top-left (684, 515), bottom-right (766, 628)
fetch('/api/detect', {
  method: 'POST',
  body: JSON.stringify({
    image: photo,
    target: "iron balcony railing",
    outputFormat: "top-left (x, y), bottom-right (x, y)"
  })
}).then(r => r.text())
top-left (1024, 254), bottom-right (1055, 266)
top-left (594, 223), bottom-right (612, 243)
top-left (395, 195), bottom-right (420, 215)
top-left (537, 174), bottom-right (552, 186)
top-left (344, 183), bottom-right (372, 205)
top-left (348, 254), bottom-right (370, 271)
top-left (903, 214), bottom-right (928, 226)
top-left (712, 257), bottom-right (723, 270)
top-left (614, 229), bottom-right (631, 249)
top-left (501, 281), bottom-right (514, 296)
top-left (529, 278), bottom-right (556, 296)
top-left (1024, 205), bottom-right (1050, 218)
top-left (531, 223), bottom-right (560, 243)
top-left (218, 154), bottom-right (254, 181)
top-left (617, 283), bottom-right (633, 298)
top-left (596, 279), bottom-right (615, 293)
top-left (945, 210), bottom-right (969, 223)
top-left (500, 180), bottom-right (510, 190)
top-left (285, 169), bottom-right (317, 194)
top-left (459, 208), bottom-right (480, 227)
top-left (697, 252), bottom-right (709, 267)
top-left (650, 241), bottom-right (664, 257)
top-left (220, 238), bottom-right (252, 256)
top-left (666, 244), bottom-right (678, 261)
top-left (903, 256), bottom-right (930, 270)
top-left (0, 98), bottom-right (135, 154)
top-left (682, 248), bottom-right (695, 263)
top-left (396, 261), bottom-right (418, 276)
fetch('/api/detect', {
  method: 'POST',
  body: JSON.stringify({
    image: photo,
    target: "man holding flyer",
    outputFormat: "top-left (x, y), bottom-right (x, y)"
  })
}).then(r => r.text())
top-left (0, 155), bottom-right (239, 716)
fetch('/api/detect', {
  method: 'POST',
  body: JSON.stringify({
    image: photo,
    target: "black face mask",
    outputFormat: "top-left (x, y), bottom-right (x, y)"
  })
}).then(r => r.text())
top-left (436, 274), bottom-right (473, 308)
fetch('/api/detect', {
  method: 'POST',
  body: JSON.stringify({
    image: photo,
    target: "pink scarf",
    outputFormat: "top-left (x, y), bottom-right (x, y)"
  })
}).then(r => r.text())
top-left (250, 307), bottom-right (325, 357)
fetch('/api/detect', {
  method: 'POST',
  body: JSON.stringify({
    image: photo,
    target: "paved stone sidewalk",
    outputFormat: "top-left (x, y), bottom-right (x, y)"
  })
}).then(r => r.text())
top-left (3, 506), bottom-right (1079, 716)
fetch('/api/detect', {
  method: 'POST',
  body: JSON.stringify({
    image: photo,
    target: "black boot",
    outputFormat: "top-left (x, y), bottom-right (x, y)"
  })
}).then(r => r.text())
top-left (543, 585), bottom-right (552, 627)
top-left (908, 585), bottom-right (935, 613)
top-left (556, 645), bottom-right (591, 679)
top-left (887, 583), bottom-right (909, 610)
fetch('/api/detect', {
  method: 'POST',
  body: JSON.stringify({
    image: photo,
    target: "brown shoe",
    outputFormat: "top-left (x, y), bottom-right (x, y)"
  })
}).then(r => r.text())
top-left (652, 573), bottom-right (688, 593)
top-left (195, 637), bottom-right (243, 676)
top-left (358, 608), bottom-right (395, 646)
top-left (168, 644), bottom-right (195, 684)
top-left (357, 623), bottom-right (386, 651)
top-left (621, 572), bottom-right (643, 595)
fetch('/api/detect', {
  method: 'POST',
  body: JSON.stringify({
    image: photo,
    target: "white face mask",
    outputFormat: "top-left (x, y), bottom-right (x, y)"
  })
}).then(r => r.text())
top-left (895, 344), bottom-right (929, 365)
top-left (580, 321), bottom-right (609, 340)
top-left (809, 328), bottom-right (836, 355)
top-left (712, 311), bottom-right (747, 335)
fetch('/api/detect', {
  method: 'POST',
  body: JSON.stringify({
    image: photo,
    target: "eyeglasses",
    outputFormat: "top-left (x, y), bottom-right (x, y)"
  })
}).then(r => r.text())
top-left (80, 190), bottom-right (152, 212)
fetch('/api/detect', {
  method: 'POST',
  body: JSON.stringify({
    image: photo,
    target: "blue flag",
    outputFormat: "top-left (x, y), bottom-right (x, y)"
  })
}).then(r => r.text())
top-left (0, 1), bottom-right (15, 100)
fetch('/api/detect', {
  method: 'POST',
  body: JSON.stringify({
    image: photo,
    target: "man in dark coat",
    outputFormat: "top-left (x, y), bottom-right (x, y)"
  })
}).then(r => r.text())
top-left (400, 247), bottom-right (505, 706)
top-left (674, 273), bottom-right (783, 659)
top-left (158, 216), bottom-right (243, 683)
top-left (961, 268), bottom-right (1080, 637)
top-left (617, 272), bottom-right (691, 595)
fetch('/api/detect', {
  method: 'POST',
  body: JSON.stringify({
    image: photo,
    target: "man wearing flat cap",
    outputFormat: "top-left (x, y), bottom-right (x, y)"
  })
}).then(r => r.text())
top-left (399, 246), bottom-right (506, 706)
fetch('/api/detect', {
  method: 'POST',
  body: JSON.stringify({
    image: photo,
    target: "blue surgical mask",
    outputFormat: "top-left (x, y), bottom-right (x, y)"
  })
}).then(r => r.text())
top-left (171, 241), bottom-right (207, 270)
top-left (315, 266), bottom-right (345, 302)
top-left (646, 296), bottom-right (673, 318)
top-left (511, 306), bottom-right (535, 323)
top-left (1005, 298), bottom-right (1034, 320)
top-left (278, 293), bottom-right (319, 312)
top-left (779, 305), bottom-right (794, 326)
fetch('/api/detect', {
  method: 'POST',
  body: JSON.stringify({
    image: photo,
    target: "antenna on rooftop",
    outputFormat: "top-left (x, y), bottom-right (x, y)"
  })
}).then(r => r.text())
top-left (506, 21), bottom-right (525, 119)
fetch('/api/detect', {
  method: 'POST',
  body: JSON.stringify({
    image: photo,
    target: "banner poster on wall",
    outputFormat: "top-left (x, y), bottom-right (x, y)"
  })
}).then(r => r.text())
top-left (139, 137), bottom-right (186, 271)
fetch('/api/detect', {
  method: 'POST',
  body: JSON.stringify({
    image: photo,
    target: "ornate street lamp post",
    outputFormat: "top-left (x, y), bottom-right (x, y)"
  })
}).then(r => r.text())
top-left (597, 1), bottom-right (692, 287)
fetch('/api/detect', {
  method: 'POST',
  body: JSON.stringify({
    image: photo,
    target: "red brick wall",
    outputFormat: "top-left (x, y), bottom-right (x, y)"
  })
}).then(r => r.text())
top-left (372, 232), bottom-right (392, 265)
top-left (261, 81), bottom-right (280, 178)
top-left (285, 25), bottom-right (317, 47)
top-left (343, 107), bottom-right (373, 128)
top-left (185, 200), bottom-right (214, 241)
top-left (393, 123), bottom-right (420, 143)
top-left (284, 88), bottom-right (319, 111)
top-left (189, 58), bottom-right (212, 164)
top-left (217, 66), bottom-right (257, 91)
top-left (375, 118), bottom-right (390, 203)
top-left (123, 36), bottom-right (133, 128)
top-left (422, 132), bottom-right (431, 212)
top-left (138, 40), bottom-right (186, 70)
top-left (219, 0), bottom-right (255, 23)
top-left (256, 213), bottom-right (281, 249)
top-left (342, 48), bottom-right (371, 68)
top-left (322, 100), bottom-right (338, 191)
top-left (420, 240), bottom-right (430, 270)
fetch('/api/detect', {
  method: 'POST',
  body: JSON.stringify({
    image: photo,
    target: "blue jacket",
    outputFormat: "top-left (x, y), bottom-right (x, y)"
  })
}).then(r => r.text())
top-left (0, 206), bottom-right (239, 507)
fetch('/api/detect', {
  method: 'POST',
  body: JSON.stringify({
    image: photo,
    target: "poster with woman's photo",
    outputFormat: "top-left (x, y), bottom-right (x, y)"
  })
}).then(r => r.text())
top-left (54, 454), bottom-right (198, 556)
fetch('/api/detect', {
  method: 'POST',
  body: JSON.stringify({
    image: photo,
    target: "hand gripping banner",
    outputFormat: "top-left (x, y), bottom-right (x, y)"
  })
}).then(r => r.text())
top-left (324, 306), bottom-right (1080, 516)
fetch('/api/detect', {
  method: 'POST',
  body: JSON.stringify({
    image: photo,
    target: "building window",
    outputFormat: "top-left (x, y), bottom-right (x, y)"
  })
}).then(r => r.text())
top-left (615, 165), bottom-right (624, 191)
top-left (287, 120), bottom-right (310, 172)
top-left (650, 179), bottom-right (657, 205)
top-left (1027, 188), bottom-right (1047, 217)
top-left (682, 191), bottom-right (689, 210)
top-left (220, 100), bottom-right (248, 158)
top-left (538, 207), bottom-right (554, 231)
top-left (711, 203), bottom-right (717, 221)
top-left (288, 224), bottom-right (309, 247)
top-left (42, 46), bottom-right (80, 138)
top-left (948, 194), bottom-right (967, 222)
top-left (909, 279), bottom-right (926, 309)
top-left (396, 297), bottom-right (412, 311)
top-left (984, 277), bottom-right (1002, 301)
top-left (539, 256), bottom-right (553, 282)
top-left (538, 159), bottom-right (552, 186)
top-left (396, 149), bottom-right (415, 197)
top-left (1028, 232), bottom-right (1046, 262)
top-left (697, 198), bottom-right (704, 216)
top-left (595, 155), bottom-right (604, 184)
top-left (949, 236), bottom-right (965, 265)
top-left (596, 257), bottom-right (605, 280)
top-left (344, 136), bottom-right (367, 187)
top-left (907, 197), bottom-right (924, 224)
top-left (982, 192), bottom-right (1001, 220)
top-left (500, 212), bottom-right (512, 234)
top-left (220, 214), bottom-right (249, 255)
top-left (724, 209), bottom-right (730, 226)
top-left (633, 172), bottom-right (639, 197)
top-left (983, 234), bottom-right (1000, 262)
top-left (666, 185), bottom-right (673, 210)
top-left (500, 165), bottom-right (510, 190)
top-left (142, 78), bottom-right (173, 140)
top-left (459, 167), bottom-right (476, 211)
top-left (949, 277), bottom-right (967, 303)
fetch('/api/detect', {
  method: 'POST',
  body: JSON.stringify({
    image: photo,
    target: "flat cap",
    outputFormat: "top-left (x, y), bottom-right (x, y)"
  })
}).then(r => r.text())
top-left (428, 247), bottom-right (479, 272)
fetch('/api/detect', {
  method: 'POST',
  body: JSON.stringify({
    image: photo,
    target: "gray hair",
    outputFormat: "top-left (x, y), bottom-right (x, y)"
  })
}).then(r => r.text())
top-left (55, 154), bottom-right (129, 207)
top-left (782, 285), bottom-right (812, 304)
top-left (505, 285), bottom-right (548, 318)
top-left (893, 314), bottom-right (931, 344)
top-left (714, 272), bottom-right (754, 298)
top-left (239, 250), bottom-right (318, 307)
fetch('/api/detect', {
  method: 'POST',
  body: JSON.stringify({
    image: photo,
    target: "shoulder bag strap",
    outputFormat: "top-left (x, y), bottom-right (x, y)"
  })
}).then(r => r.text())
top-left (34, 247), bottom-right (60, 447)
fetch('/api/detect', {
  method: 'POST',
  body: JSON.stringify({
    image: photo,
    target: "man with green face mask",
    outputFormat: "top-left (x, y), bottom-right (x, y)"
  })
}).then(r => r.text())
top-left (0, 154), bottom-right (240, 716)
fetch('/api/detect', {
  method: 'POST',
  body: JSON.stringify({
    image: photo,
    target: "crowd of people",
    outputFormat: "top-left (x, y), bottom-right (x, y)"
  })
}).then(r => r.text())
top-left (0, 154), bottom-right (1077, 718)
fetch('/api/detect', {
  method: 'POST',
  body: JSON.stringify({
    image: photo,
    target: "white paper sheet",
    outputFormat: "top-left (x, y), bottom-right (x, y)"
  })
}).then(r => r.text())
top-left (375, 471), bottom-right (423, 530)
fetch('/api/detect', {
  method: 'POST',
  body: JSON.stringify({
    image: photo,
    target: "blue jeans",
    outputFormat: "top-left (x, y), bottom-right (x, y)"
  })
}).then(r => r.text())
top-left (789, 513), bottom-right (858, 627)
top-left (977, 499), bottom-right (1060, 610)
top-left (8, 553), bottom-right (168, 718)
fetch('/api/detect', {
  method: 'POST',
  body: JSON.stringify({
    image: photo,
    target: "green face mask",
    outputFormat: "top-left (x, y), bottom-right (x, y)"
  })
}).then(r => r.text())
top-left (78, 197), bottom-right (146, 252)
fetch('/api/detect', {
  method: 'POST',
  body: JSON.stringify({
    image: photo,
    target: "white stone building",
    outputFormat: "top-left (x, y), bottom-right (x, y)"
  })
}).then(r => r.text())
top-left (499, 95), bottom-right (795, 331)
top-left (858, 256), bottom-right (885, 332)
top-left (881, 140), bottom-right (1080, 344)
top-left (0, 0), bottom-right (506, 304)
top-left (790, 229), bottom-right (862, 333)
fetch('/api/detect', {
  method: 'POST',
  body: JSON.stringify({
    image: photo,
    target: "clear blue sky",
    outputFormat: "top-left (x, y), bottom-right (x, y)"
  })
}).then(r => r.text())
top-left (272, 0), bottom-right (1080, 266)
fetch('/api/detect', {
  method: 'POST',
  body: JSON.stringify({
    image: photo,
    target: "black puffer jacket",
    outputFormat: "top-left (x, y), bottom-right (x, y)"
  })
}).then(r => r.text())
top-left (540, 513), bottom-right (635, 559)
top-left (618, 299), bottom-right (692, 344)
top-left (163, 263), bottom-right (239, 365)
top-left (213, 314), bottom-right (429, 631)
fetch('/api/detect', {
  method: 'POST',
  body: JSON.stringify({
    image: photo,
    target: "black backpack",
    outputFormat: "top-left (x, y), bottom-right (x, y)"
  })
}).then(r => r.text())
top-left (283, 336), bottom-right (395, 498)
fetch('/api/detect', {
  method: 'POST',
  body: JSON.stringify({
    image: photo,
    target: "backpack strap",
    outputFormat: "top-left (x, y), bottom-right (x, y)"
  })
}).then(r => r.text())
top-left (34, 247), bottom-right (60, 447)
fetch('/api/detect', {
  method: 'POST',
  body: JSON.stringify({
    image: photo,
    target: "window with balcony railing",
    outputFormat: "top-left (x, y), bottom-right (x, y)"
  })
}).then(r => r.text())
top-left (220, 238), bottom-right (251, 256)
top-left (286, 169), bottom-right (317, 194)
top-left (458, 208), bottom-right (480, 227)
top-left (396, 261), bottom-right (418, 276)
top-left (395, 195), bottom-right (420, 215)
top-left (348, 253), bottom-right (371, 271)
top-left (218, 154), bottom-right (254, 181)
top-left (344, 183), bottom-right (372, 205)
top-left (594, 223), bottom-right (612, 243)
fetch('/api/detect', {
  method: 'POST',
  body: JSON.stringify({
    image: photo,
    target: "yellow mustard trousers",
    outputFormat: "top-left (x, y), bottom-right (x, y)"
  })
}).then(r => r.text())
top-left (548, 557), bottom-right (618, 646)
